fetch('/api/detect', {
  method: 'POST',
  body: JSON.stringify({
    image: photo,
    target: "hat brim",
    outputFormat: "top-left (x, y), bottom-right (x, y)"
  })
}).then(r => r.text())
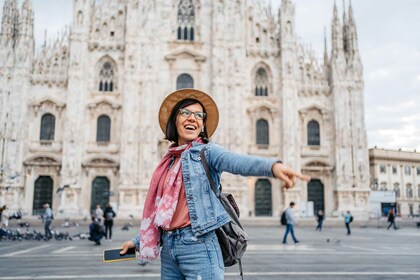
top-left (158, 88), bottom-right (219, 138)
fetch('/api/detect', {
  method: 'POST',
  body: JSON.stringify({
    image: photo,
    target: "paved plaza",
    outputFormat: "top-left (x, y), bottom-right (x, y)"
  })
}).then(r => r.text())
top-left (0, 222), bottom-right (419, 280)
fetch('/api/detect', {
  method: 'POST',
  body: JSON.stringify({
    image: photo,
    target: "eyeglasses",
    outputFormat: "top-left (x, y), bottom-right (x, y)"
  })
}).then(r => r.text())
top-left (178, 108), bottom-right (206, 120)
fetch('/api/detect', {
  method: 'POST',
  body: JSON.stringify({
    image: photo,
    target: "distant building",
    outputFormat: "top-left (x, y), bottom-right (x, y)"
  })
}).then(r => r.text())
top-left (369, 148), bottom-right (420, 217)
top-left (0, 0), bottom-right (370, 219)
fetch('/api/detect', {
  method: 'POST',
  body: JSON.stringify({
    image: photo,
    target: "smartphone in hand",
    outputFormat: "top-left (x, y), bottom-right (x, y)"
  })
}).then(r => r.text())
top-left (103, 247), bottom-right (137, 263)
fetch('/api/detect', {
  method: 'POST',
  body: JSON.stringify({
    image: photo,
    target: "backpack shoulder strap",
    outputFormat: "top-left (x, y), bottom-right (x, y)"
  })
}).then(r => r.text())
top-left (199, 148), bottom-right (220, 198)
top-left (200, 149), bottom-right (244, 280)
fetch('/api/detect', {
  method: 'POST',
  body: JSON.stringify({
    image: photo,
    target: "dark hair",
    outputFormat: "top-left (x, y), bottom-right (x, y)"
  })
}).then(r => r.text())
top-left (290, 202), bottom-right (295, 206)
top-left (165, 98), bottom-right (209, 144)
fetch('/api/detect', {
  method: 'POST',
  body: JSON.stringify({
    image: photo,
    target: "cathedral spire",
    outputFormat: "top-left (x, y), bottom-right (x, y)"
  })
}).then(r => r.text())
top-left (19, 0), bottom-right (34, 38)
top-left (324, 27), bottom-right (329, 66)
top-left (279, 0), bottom-right (296, 43)
top-left (342, 0), bottom-right (350, 56)
top-left (331, 0), bottom-right (344, 59)
top-left (344, 0), bottom-right (359, 57)
top-left (347, 0), bottom-right (361, 73)
top-left (1, 0), bottom-right (19, 46)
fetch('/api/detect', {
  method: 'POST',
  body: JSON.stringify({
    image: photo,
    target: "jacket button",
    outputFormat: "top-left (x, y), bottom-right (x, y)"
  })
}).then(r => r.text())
top-left (198, 156), bottom-right (201, 160)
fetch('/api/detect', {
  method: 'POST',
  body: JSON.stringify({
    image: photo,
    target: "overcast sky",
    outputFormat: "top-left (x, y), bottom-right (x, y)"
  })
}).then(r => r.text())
top-left (1, 0), bottom-right (419, 151)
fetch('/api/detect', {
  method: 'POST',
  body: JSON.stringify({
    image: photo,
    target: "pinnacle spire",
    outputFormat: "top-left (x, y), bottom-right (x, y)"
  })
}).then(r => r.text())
top-left (333, 0), bottom-right (338, 20)
top-left (1, 0), bottom-right (19, 43)
top-left (324, 27), bottom-right (329, 66)
top-left (19, 0), bottom-right (34, 37)
top-left (348, 0), bottom-right (355, 24)
top-left (348, 0), bottom-right (359, 57)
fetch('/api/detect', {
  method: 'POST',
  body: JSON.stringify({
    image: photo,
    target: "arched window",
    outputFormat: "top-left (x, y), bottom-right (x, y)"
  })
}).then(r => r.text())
top-left (406, 184), bottom-right (413, 198)
top-left (176, 73), bottom-right (194, 89)
top-left (394, 183), bottom-right (400, 198)
top-left (371, 183), bottom-right (378, 191)
top-left (379, 182), bottom-right (387, 191)
top-left (98, 61), bottom-right (116, 92)
top-left (90, 176), bottom-right (110, 212)
top-left (256, 119), bottom-right (269, 145)
top-left (255, 68), bottom-right (268, 96)
top-left (40, 113), bottom-right (55, 141)
top-left (177, 0), bottom-right (195, 41)
top-left (33, 176), bottom-right (53, 215)
top-left (308, 179), bottom-right (325, 214)
top-left (255, 179), bottom-right (272, 216)
top-left (96, 115), bottom-right (111, 142)
top-left (307, 120), bottom-right (320, 146)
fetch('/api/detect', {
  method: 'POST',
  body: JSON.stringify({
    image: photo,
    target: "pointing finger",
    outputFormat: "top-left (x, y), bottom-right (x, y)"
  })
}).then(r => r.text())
top-left (278, 172), bottom-right (293, 188)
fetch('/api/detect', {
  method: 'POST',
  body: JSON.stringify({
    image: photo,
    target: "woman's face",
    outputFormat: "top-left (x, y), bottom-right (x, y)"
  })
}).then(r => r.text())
top-left (175, 103), bottom-right (205, 146)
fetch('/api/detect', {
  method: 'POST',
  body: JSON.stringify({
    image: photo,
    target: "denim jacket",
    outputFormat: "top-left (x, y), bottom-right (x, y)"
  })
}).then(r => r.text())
top-left (132, 141), bottom-right (278, 249)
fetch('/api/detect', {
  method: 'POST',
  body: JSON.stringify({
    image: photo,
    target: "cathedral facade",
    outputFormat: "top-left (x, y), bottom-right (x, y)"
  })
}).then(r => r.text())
top-left (0, 0), bottom-right (370, 219)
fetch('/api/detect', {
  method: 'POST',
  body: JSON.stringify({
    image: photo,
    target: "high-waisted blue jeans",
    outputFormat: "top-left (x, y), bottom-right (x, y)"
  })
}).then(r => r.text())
top-left (161, 226), bottom-right (224, 280)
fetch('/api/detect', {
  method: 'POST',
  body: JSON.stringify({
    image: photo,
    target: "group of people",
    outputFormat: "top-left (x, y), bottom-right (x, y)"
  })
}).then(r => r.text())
top-left (88, 204), bottom-right (116, 245)
top-left (280, 203), bottom-right (354, 244)
top-left (2, 202), bottom-right (117, 244)
top-left (282, 205), bottom-right (399, 243)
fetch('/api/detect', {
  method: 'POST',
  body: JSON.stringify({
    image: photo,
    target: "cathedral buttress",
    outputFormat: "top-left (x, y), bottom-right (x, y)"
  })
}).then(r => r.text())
top-left (0, 0), bottom-right (34, 209)
top-left (278, 0), bottom-right (301, 205)
top-left (330, 1), bottom-right (369, 218)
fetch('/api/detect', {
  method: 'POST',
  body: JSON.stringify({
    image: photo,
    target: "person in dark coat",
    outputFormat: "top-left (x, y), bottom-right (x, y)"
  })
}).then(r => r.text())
top-left (387, 208), bottom-right (397, 230)
top-left (88, 217), bottom-right (104, 245)
top-left (103, 204), bottom-right (116, 242)
top-left (316, 210), bottom-right (324, 231)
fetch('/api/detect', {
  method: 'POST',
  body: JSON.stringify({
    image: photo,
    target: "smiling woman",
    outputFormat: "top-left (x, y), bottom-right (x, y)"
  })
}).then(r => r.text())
top-left (164, 99), bottom-right (208, 145)
top-left (175, 104), bottom-right (205, 146)
top-left (119, 88), bottom-right (310, 279)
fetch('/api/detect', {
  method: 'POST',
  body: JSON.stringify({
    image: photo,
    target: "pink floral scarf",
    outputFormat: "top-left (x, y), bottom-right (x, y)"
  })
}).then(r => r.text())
top-left (139, 138), bottom-right (202, 260)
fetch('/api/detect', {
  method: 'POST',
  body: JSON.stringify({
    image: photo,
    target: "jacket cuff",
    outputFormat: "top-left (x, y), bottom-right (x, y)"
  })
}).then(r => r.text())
top-left (271, 160), bottom-right (283, 177)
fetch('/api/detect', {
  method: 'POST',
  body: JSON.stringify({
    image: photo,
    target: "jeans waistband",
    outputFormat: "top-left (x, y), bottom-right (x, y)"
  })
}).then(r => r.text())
top-left (161, 225), bottom-right (192, 236)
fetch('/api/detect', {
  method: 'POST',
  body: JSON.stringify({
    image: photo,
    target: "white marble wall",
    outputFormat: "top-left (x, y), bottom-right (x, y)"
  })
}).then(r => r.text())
top-left (0, 0), bottom-right (370, 219)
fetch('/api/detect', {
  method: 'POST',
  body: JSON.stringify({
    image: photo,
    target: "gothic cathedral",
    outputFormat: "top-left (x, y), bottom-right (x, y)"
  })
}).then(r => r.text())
top-left (0, 0), bottom-right (370, 219)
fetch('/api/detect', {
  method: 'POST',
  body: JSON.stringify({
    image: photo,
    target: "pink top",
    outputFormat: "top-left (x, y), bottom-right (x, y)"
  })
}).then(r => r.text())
top-left (163, 157), bottom-right (191, 230)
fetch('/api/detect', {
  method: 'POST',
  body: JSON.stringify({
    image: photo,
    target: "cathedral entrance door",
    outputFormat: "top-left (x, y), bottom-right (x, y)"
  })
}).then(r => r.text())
top-left (307, 179), bottom-right (325, 214)
top-left (33, 176), bottom-right (53, 215)
top-left (255, 179), bottom-right (272, 216)
top-left (90, 176), bottom-right (110, 213)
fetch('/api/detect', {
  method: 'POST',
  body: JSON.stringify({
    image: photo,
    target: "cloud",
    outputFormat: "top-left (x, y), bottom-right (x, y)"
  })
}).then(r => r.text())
top-left (369, 124), bottom-right (420, 150)
top-left (368, 68), bottom-right (391, 79)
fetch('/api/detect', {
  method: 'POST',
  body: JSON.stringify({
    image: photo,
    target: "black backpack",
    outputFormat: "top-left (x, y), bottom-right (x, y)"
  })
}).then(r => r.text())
top-left (349, 216), bottom-right (354, 223)
top-left (280, 211), bottom-right (287, 225)
top-left (200, 149), bottom-right (248, 279)
top-left (105, 211), bottom-right (114, 221)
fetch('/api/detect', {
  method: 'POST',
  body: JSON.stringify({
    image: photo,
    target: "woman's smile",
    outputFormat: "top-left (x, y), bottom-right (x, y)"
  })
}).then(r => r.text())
top-left (176, 103), bottom-right (204, 146)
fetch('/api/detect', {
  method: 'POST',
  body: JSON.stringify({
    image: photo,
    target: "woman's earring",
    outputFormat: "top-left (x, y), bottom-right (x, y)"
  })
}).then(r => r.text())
top-left (201, 126), bottom-right (205, 132)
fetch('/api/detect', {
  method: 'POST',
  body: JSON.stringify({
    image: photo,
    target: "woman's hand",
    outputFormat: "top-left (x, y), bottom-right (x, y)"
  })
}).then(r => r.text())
top-left (120, 240), bottom-right (135, 255)
top-left (272, 162), bottom-right (311, 189)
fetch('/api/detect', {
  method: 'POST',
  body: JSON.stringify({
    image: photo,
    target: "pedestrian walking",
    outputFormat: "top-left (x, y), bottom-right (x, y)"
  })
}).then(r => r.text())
top-left (103, 203), bottom-right (116, 241)
top-left (42, 203), bottom-right (53, 240)
top-left (282, 202), bottom-right (300, 244)
top-left (316, 210), bottom-right (324, 231)
top-left (342, 210), bottom-right (353, 235)
top-left (120, 88), bottom-right (310, 279)
top-left (94, 204), bottom-right (104, 223)
top-left (0, 205), bottom-right (9, 238)
top-left (387, 208), bottom-right (397, 230)
top-left (0, 205), bottom-right (9, 230)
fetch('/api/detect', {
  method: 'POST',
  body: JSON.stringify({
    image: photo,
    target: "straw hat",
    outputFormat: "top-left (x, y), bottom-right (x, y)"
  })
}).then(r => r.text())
top-left (158, 88), bottom-right (219, 137)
